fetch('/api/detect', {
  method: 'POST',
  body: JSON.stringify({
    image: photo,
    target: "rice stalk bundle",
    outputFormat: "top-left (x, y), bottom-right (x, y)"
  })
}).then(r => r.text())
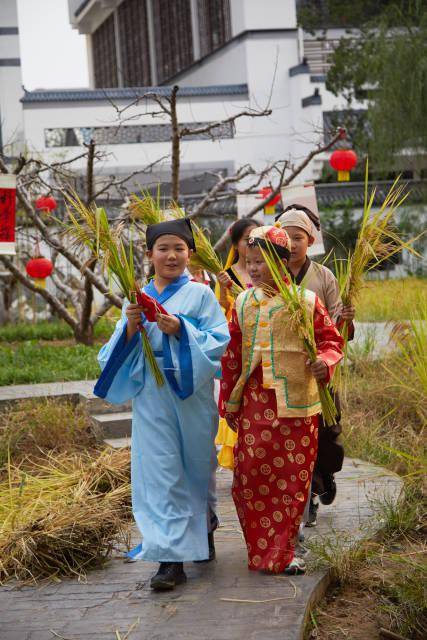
top-left (333, 161), bottom-right (420, 344)
top-left (129, 188), bottom-right (166, 226)
top-left (189, 221), bottom-right (243, 297)
top-left (261, 243), bottom-right (339, 426)
top-left (129, 190), bottom-right (243, 297)
top-left (64, 193), bottom-right (164, 386)
top-left (0, 449), bottom-right (131, 583)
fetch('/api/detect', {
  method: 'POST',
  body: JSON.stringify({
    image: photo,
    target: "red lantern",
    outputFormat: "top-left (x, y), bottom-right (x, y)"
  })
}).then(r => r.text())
top-left (258, 187), bottom-right (282, 215)
top-left (329, 149), bottom-right (358, 182)
top-left (25, 256), bottom-right (53, 289)
top-left (35, 195), bottom-right (57, 213)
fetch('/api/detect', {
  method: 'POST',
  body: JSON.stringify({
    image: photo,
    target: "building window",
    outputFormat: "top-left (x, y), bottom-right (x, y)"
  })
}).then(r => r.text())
top-left (198, 0), bottom-right (231, 57)
top-left (44, 122), bottom-right (234, 147)
top-left (118, 0), bottom-right (151, 86)
top-left (92, 13), bottom-right (118, 88)
top-left (153, 0), bottom-right (194, 83)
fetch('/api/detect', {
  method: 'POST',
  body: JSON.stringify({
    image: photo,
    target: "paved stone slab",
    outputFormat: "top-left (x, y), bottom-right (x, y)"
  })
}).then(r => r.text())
top-left (0, 380), bottom-right (97, 406)
top-left (0, 458), bottom-right (401, 640)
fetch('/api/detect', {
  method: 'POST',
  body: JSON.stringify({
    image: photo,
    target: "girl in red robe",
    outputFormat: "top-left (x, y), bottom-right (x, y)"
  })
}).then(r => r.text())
top-left (219, 225), bottom-right (344, 575)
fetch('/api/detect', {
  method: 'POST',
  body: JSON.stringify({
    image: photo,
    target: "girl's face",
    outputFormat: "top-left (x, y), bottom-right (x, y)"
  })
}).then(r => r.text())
top-left (235, 225), bottom-right (258, 261)
top-left (285, 226), bottom-right (313, 264)
top-left (246, 245), bottom-right (280, 288)
top-left (148, 235), bottom-right (191, 281)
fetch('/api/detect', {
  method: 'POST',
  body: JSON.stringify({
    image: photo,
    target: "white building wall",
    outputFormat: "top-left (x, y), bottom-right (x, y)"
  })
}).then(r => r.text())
top-left (167, 40), bottom-right (248, 86)
top-left (0, 0), bottom-right (24, 153)
top-left (230, 0), bottom-right (296, 33)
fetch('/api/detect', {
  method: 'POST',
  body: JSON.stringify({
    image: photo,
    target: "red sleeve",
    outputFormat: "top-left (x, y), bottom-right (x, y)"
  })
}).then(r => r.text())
top-left (219, 307), bottom-right (243, 417)
top-left (314, 296), bottom-right (344, 383)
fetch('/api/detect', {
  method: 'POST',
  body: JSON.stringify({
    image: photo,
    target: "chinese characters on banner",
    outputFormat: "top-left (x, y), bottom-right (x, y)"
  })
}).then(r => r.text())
top-left (0, 174), bottom-right (16, 255)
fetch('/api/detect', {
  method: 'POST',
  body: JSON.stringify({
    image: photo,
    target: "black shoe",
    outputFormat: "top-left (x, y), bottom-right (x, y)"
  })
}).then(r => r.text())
top-left (150, 562), bottom-right (187, 591)
top-left (305, 497), bottom-right (319, 528)
top-left (319, 474), bottom-right (337, 505)
top-left (194, 531), bottom-right (216, 563)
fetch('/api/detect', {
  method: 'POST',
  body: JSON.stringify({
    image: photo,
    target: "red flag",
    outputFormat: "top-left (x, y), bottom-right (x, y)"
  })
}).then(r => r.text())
top-left (136, 290), bottom-right (169, 322)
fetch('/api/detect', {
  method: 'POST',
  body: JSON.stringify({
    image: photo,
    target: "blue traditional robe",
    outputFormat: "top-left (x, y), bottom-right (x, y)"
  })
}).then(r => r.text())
top-left (95, 275), bottom-right (230, 562)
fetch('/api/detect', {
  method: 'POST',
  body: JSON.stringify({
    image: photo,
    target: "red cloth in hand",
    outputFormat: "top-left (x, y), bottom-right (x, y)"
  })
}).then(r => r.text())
top-left (135, 291), bottom-right (169, 322)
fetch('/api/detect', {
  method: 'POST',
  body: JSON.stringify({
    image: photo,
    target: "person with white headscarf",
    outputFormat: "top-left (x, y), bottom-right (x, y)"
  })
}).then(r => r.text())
top-left (276, 204), bottom-right (355, 527)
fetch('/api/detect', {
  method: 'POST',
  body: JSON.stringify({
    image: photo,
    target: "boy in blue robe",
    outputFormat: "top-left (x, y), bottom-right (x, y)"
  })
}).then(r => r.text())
top-left (94, 218), bottom-right (230, 590)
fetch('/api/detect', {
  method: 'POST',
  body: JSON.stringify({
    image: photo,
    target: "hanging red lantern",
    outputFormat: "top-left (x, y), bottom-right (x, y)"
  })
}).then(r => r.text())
top-left (329, 149), bottom-right (358, 182)
top-left (35, 195), bottom-right (57, 213)
top-left (25, 256), bottom-right (53, 289)
top-left (257, 187), bottom-right (282, 215)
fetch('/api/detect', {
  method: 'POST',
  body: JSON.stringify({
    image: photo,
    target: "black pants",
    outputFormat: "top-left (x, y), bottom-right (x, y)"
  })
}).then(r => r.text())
top-left (312, 390), bottom-right (344, 496)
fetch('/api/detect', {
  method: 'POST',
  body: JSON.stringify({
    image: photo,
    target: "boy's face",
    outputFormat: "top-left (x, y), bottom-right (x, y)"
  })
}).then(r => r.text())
top-left (148, 234), bottom-right (191, 281)
top-left (285, 226), bottom-right (314, 264)
top-left (246, 245), bottom-right (277, 288)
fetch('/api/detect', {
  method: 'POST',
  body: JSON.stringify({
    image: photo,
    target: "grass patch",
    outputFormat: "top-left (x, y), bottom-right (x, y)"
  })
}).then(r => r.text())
top-left (0, 398), bottom-right (96, 471)
top-left (356, 277), bottom-right (427, 321)
top-left (0, 342), bottom-right (101, 385)
top-left (306, 302), bottom-right (426, 639)
top-left (0, 318), bottom-right (116, 343)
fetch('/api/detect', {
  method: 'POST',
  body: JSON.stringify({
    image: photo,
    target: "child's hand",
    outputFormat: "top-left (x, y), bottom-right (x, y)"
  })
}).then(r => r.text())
top-left (126, 304), bottom-right (145, 331)
top-left (225, 413), bottom-right (239, 432)
top-left (217, 271), bottom-right (233, 290)
top-left (156, 313), bottom-right (180, 336)
top-left (341, 304), bottom-right (355, 321)
top-left (309, 358), bottom-right (328, 381)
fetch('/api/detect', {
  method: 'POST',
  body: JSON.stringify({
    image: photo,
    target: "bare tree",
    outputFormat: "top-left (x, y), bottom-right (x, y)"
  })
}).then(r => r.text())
top-left (0, 81), bottom-right (344, 343)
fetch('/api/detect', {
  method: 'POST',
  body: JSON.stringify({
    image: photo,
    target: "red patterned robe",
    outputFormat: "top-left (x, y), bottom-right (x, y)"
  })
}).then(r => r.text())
top-left (219, 294), bottom-right (343, 573)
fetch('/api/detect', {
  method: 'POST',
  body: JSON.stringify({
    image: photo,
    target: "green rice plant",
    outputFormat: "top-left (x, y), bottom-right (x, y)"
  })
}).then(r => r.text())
top-left (333, 161), bottom-right (421, 345)
top-left (261, 241), bottom-right (339, 426)
top-left (382, 298), bottom-right (427, 426)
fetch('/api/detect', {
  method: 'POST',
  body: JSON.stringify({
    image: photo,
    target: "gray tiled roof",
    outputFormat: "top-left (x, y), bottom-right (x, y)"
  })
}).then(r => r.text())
top-left (21, 84), bottom-right (249, 104)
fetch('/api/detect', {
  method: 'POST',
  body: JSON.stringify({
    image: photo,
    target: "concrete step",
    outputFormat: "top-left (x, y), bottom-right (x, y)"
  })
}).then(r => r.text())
top-left (79, 392), bottom-right (132, 416)
top-left (91, 411), bottom-right (132, 439)
top-left (103, 437), bottom-right (131, 449)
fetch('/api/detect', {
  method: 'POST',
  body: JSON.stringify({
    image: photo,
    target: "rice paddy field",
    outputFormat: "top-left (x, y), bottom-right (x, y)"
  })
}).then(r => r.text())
top-left (356, 277), bottom-right (427, 321)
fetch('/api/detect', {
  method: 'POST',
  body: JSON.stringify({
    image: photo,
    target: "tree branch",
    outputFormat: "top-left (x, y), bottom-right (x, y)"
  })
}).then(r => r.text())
top-left (213, 128), bottom-right (346, 251)
top-left (180, 107), bottom-right (273, 138)
top-left (0, 152), bottom-right (123, 307)
top-left (0, 255), bottom-right (78, 329)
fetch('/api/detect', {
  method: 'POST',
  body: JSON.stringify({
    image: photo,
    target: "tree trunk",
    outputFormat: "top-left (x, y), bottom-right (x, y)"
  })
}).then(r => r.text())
top-left (79, 140), bottom-right (96, 345)
top-left (170, 86), bottom-right (180, 203)
top-left (73, 323), bottom-right (95, 346)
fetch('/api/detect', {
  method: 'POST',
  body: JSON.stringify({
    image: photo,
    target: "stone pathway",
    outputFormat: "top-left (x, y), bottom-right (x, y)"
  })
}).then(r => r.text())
top-left (0, 380), bottom-right (97, 406)
top-left (0, 458), bottom-right (402, 640)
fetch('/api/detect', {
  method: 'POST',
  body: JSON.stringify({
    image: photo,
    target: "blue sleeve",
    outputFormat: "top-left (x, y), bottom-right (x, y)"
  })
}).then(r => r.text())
top-left (94, 302), bottom-right (145, 403)
top-left (162, 286), bottom-right (230, 399)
